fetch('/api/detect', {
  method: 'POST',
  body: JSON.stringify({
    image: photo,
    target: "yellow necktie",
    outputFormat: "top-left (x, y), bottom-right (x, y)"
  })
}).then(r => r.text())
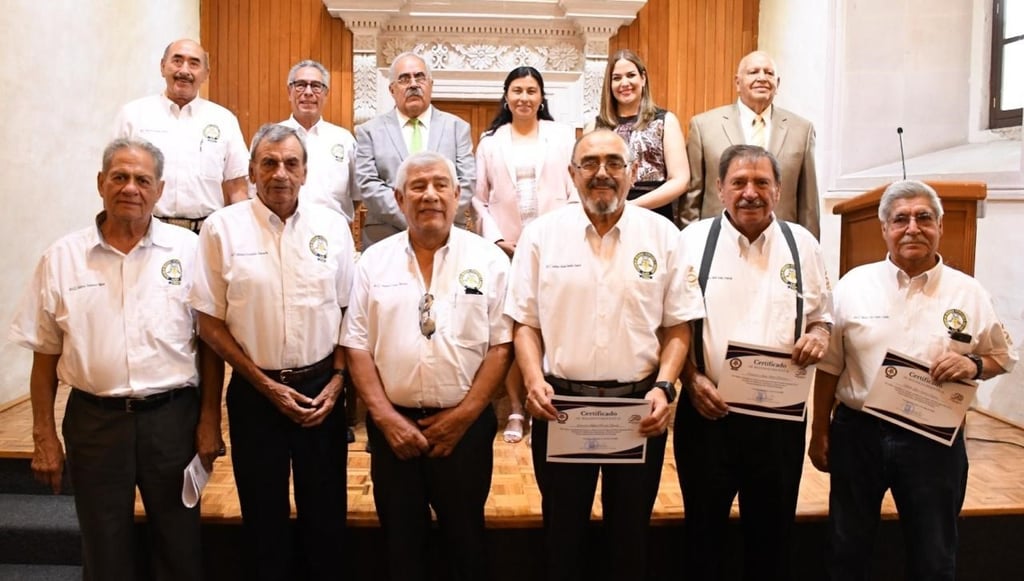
top-left (751, 115), bottom-right (766, 149)
top-left (409, 118), bottom-right (423, 153)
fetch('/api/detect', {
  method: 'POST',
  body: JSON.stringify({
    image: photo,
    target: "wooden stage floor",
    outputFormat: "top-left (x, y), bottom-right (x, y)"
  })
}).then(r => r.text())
top-left (3, 388), bottom-right (1024, 528)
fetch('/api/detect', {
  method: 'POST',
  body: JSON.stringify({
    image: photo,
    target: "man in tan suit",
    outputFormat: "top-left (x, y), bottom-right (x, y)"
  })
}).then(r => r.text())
top-left (682, 51), bottom-right (820, 238)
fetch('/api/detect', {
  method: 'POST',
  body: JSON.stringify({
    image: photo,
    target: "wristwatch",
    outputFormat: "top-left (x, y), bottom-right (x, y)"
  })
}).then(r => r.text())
top-left (964, 354), bottom-right (984, 380)
top-left (653, 380), bottom-right (677, 404)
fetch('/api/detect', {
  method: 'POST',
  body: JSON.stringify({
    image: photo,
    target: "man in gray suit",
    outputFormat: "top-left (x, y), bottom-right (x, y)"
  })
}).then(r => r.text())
top-left (682, 51), bottom-right (820, 238)
top-left (355, 52), bottom-right (475, 247)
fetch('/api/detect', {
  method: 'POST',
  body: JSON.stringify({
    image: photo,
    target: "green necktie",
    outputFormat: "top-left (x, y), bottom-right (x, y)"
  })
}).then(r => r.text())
top-left (409, 118), bottom-right (423, 153)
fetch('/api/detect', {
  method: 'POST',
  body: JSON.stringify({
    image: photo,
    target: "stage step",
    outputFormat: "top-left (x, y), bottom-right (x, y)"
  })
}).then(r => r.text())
top-left (0, 493), bottom-right (80, 566)
top-left (0, 564), bottom-right (82, 580)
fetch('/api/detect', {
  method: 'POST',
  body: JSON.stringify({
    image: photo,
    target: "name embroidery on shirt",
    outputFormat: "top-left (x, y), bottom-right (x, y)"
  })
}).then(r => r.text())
top-left (633, 252), bottom-right (657, 280)
top-left (202, 124), bottom-right (221, 143)
top-left (161, 259), bottom-right (183, 286)
top-left (309, 235), bottom-right (328, 263)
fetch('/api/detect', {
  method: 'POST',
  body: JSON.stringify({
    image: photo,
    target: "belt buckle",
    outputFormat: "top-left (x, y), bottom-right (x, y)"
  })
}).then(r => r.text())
top-left (125, 398), bottom-right (138, 413)
top-left (278, 368), bottom-right (296, 385)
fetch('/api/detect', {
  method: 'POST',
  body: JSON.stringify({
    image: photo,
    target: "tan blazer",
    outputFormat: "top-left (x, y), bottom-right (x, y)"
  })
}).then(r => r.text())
top-left (682, 104), bottom-right (820, 238)
top-left (471, 121), bottom-right (578, 245)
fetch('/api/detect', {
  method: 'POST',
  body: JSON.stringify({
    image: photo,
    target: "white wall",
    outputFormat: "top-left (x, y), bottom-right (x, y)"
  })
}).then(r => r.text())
top-left (0, 1), bottom-right (199, 406)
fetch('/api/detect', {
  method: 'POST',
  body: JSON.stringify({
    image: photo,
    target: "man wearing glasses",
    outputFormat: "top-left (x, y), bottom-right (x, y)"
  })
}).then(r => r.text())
top-left (355, 51), bottom-right (475, 248)
top-left (506, 129), bottom-right (703, 580)
top-left (114, 38), bottom-right (249, 233)
top-left (809, 180), bottom-right (1016, 580)
top-left (342, 151), bottom-right (512, 580)
top-left (190, 124), bottom-right (355, 580)
top-left (273, 60), bottom-right (359, 223)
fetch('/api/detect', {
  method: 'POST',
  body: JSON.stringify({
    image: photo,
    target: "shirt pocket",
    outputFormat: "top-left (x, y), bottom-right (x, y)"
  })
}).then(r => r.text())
top-left (449, 293), bottom-right (489, 348)
top-left (626, 277), bottom-right (665, 332)
top-left (199, 139), bottom-right (227, 181)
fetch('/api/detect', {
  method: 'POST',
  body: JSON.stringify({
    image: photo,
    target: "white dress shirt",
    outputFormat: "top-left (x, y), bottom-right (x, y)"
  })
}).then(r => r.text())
top-left (819, 258), bottom-right (1017, 409)
top-left (279, 116), bottom-right (359, 222)
top-left (737, 100), bottom-right (774, 146)
top-left (114, 94), bottom-right (249, 219)
top-left (678, 214), bottom-right (833, 384)
top-left (340, 228), bottom-right (513, 408)
top-left (9, 216), bottom-right (199, 397)
top-left (189, 197), bottom-right (355, 369)
top-left (396, 105), bottom-right (433, 153)
top-left (506, 204), bottom-right (704, 382)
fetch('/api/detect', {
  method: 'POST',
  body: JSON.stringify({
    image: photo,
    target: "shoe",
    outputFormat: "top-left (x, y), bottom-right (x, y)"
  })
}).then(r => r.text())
top-left (504, 413), bottom-right (525, 443)
top-left (346, 427), bottom-right (355, 444)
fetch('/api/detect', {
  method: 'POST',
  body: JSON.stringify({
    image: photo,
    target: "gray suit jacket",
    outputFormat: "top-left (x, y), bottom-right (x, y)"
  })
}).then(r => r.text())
top-left (355, 107), bottom-right (475, 246)
top-left (682, 104), bottom-right (820, 238)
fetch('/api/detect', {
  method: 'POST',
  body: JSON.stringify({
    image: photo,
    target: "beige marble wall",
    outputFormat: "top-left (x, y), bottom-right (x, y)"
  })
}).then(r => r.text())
top-left (0, 1), bottom-right (199, 406)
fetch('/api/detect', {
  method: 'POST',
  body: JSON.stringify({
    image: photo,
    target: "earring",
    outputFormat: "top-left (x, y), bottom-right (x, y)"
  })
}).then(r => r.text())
top-left (503, 101), bottom-right (509, 110)
top-left (539, 103), bottom-right (545, 111)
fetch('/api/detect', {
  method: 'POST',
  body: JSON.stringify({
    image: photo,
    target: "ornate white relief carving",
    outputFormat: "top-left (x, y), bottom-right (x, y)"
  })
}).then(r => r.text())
top-left (584, 39), bottom-right (609, 58)
top-left (380, 38), bottom-right (582, 72)
top-left (352, 32), bottom-right (377, 54)
top-left (353, 53), bottom-right (380, 124)
top-left (582, 58), bottom-right (607, 122)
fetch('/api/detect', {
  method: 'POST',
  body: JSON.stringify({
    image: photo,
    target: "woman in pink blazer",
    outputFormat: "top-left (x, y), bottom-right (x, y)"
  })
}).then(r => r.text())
top-left (472, 66), bottom-right (577, 443)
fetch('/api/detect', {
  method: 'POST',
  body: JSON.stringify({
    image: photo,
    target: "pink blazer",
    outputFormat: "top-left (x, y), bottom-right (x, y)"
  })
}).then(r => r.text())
top-left (472, 120), bottom-right (578, 245)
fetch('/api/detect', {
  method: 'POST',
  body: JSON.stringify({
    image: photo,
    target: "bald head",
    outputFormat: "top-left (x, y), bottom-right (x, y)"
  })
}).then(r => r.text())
top-left (734, 51), bottom-right (779, 114)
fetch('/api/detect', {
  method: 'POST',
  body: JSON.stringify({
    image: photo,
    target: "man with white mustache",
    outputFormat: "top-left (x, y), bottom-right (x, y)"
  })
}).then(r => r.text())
top-left (506, 130), bottom-right (703, 580)
top-left (114, 38), bottom-right (249, 233)
top-left (355, 52), bottom-right (475, 248)
top-left (683, 51), bottom-right (820, 238)
top-left (675, 144), bottom-right (833, 580)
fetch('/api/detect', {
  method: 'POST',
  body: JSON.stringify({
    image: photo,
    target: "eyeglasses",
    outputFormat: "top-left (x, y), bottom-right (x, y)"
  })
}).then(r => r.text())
top-left (289, 80), bottom-right (327, 94)
top-left (394, 72), bottom-right (429, 87)
top-left (888, 211), bottom-right (937, 228)
top-left (419, 293), bottom-right (436, 339)
top-left (574, 158), bottom-right (628, 175)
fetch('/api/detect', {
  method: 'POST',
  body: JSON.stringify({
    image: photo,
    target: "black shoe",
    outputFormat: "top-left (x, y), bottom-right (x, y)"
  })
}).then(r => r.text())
top-left (346, 427), bottom-right (355, 444)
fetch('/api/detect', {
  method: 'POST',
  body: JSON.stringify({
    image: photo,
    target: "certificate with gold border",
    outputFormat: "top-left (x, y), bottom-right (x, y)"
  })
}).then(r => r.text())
top-left (862, 349), bottom-right (976, 446)
top-left (545, 395), bottom-right (650, 464)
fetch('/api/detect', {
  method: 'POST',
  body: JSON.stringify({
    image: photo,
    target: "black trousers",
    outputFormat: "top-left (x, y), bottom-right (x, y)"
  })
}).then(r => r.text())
top-left (227, 371), bottom-right (347, 581)
top-left (674, 395), bottom-right (806, 581)
top-left (63, 387), bottom-right (201, 581)
top-left (532, 407), bottom-right (667, 581)
top-left (366, 405), bottom-right (496, 581)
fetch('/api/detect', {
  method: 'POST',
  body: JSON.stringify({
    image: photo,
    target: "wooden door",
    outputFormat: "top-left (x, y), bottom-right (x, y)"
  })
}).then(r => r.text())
top-left (433, 100), bottom-right (502, 150)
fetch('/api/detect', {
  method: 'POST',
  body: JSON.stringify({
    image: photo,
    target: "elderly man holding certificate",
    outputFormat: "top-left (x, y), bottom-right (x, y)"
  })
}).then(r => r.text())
top-left (809, 180), bottom-right (1017, 580)
top-left (675, 144), bottom-right (833, 581)
top-left (507, 129), bottom-right (703, 581)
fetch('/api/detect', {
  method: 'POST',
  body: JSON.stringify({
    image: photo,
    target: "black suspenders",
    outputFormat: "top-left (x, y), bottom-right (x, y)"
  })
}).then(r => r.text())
top-left (693, 216), bottom-right (803, 374)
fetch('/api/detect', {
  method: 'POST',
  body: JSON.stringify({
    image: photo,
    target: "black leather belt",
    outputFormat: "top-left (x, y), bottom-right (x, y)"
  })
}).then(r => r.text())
top-left (73, 387), bottom-right (195, 413)
top-left (547, 373), bottom-right (657, 398)
top-left (155, 216), bottom-right (207, 233)
top-left (261, 356), bottom-right (334, 386)
top-left (393, 405), bottom-right (445, 419)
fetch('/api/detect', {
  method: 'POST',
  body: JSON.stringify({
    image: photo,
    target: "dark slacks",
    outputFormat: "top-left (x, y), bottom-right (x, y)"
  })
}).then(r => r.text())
top-left (532, 408), bottom-right (668, 581)
top-left (227, 371), bottom-right (348, 581)
top-left (366, 405), bottom-right (496, 581)
top-left (674, 395), bottom-right (806, 581)
top-left (828, 404), bottom-right (968, 581)
top-left (63, 387), bottom-right (202, 581)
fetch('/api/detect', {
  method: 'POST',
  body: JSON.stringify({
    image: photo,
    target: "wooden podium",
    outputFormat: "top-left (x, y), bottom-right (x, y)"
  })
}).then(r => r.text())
top-left (832, 181), bottom-right (987, 277)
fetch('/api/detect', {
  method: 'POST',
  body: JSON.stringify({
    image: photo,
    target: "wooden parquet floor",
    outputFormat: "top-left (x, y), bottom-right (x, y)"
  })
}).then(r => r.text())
top-left (3, 388), bottom-right (1024, 527)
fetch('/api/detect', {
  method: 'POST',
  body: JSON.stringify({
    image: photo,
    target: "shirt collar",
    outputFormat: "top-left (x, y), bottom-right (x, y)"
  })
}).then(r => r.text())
top-left (91, 212), bottom-right (165, 252)
top-left (396, 106), bottom-right (433, 129)
top-left (574, 202), bottom-right (629, 239)
top-left (251, 195), bottom-right (305, 228)
top-left (160, 93), bottom-right (201, 116)
top-left (737, 99), bottom-right (773, 126)
top-left (283, 115), bottom-right (323, 136)
top-left (720, 210), bottom-right (776, 253)
top-left (886, 254), bottom-right (945, 291)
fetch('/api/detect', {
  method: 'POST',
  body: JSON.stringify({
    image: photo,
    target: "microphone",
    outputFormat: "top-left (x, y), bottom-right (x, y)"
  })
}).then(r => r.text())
top-left (897, 127), bottom-right (907, 180)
